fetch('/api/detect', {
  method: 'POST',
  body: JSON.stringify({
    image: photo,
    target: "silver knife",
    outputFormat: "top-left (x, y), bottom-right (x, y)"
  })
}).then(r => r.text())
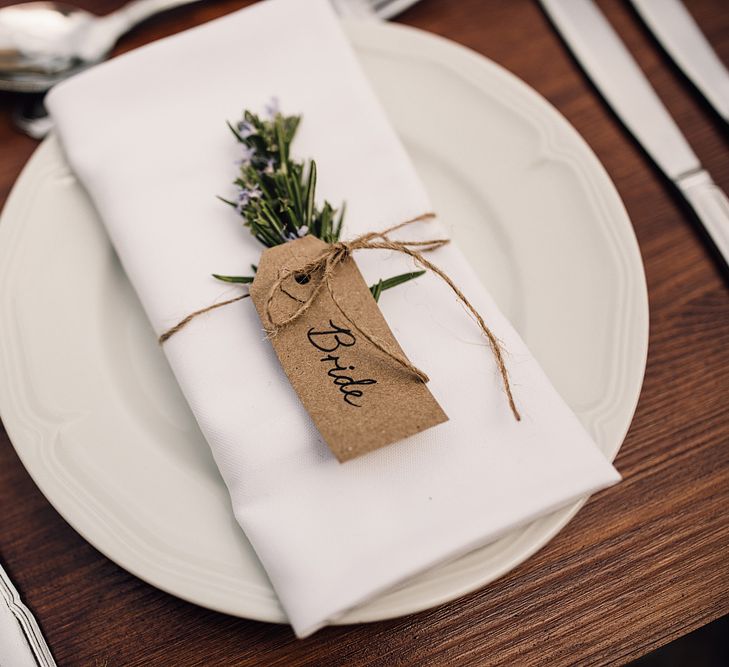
top-left (631, 0), bottom-right (729, 123)
top-left (541, 0), bottom-right (729, 267)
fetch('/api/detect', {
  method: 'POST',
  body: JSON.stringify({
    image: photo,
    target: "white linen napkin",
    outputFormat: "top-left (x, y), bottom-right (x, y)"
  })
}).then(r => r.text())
top-left (0, 564), bottom-right (53, 667)
top-left (47, 0), bottom-right (620, 637)
top-left (0, 606), bottom-right (38, 667)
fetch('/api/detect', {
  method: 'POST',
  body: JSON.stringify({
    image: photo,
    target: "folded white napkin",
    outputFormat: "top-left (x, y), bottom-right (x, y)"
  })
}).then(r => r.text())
top-left (0, 607), bottom-right (37, 667)
top-left (47, 0), bottom-right (620, 637)
top-left (0, 564), bottom-right (52, 667)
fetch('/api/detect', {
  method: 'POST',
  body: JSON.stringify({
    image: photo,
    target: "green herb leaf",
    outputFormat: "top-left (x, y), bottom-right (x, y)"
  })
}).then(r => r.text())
top-left (216, 195), bottom-right (237, 208)
top-left (304, 161), bottom-right (317, 229)
top-left (226, 120), bottom-right (245, 143)
top-left (212, 274), bottom-right (255, 284)
top-left (370, 279), bottom-right (384, 302)
top-left (376, 270), bottom-right (426, 293)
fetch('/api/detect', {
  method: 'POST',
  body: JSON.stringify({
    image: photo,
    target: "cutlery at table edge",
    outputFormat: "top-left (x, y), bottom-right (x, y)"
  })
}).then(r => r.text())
top-left (541, 0), bottom-right (729, 269)
top-left (630, 0), bottom-right (729, 124)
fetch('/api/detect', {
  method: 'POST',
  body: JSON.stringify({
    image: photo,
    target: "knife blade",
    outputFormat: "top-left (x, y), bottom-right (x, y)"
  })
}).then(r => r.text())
top-left (540, 0), bottom-right (729, 267)
top-left (631, 0), bottom-right (729, 123)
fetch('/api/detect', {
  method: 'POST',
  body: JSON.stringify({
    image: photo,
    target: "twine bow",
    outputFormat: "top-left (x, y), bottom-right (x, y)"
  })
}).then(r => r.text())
top-left (263, 212), bottom-right (521, 421)
top-left (159, 212), bottom-right (520, 421)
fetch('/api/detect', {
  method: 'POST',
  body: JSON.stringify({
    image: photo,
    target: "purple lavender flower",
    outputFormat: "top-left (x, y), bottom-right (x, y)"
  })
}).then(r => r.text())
top-left (265, 96), bottom-right (280, 119)
top-left (235, 145), bottom-right (256, 167)
top-left (281, 225), bottom-right (309, 242)
top-left (236, 185), bottom-right (262, 213)
top-left (237, 119), bottom-right (255, 138)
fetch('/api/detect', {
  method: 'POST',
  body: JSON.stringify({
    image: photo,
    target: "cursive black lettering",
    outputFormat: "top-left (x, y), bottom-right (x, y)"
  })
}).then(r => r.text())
top-left (307, 321), bottom-right (377, 407)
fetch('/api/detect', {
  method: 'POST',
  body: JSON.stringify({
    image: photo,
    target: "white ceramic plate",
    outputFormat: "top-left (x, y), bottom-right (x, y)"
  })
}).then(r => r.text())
top-left (0, 21), bottom-right (648, 625)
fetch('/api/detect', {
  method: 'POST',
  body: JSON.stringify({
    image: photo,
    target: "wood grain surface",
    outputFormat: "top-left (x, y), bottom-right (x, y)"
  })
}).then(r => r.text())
top-left (1, 1), bottom-right (728, 665)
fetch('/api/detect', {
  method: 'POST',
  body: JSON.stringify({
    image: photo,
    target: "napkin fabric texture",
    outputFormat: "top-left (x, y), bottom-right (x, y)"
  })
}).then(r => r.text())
top-left (0, 609), bottom-right (38, 667)
top-left (47, 0), bottom-right (620, 637)
top-left (0, 564), bottom-right (49, 667)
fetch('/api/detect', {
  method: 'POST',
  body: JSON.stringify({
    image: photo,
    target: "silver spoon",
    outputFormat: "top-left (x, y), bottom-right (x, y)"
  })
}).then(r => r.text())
top-left (0, 0), bottom-right (203, 93)
top-left (2, 0), bottom-right (421, 138)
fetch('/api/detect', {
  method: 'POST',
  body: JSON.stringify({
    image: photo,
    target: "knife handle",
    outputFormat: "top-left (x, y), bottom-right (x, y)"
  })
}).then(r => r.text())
top-left (677, 170), bottom-right (729, 266)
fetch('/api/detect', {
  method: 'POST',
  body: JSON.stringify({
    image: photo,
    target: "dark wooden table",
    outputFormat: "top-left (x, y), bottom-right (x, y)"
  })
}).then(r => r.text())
top-left (1, 1), bottom-right (728, 664)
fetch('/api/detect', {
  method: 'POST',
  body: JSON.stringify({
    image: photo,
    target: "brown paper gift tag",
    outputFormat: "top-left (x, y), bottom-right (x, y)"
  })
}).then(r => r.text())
top-left (248, 236), bottom-right (448, 461)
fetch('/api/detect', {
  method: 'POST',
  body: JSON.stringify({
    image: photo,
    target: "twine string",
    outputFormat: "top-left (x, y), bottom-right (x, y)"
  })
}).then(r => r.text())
top-left (159, 211), bottom-right (520, 421)
top-left (158, 294), bottom-right (249, 344)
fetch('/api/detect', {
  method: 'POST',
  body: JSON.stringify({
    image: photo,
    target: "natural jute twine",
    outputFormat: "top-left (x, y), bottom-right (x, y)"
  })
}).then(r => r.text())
top-left (159, 212), bottom-right (520, 421)
top-left (158, 294), bottom-right (249, 344)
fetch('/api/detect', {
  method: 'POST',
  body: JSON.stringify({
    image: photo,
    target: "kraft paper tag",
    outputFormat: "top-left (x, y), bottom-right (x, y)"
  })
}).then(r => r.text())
top-left (249, 236), bottom-right (448, 461)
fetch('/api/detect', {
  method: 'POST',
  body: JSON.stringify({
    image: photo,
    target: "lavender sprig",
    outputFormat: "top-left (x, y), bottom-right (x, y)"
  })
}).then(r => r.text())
top-left (216, 102), bottom-right (425, 301)
top-left (219, 106), bottom-right (342, 246)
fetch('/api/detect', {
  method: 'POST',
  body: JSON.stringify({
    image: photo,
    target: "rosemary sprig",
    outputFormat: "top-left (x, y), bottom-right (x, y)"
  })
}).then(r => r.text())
top-left (217, 100), bottom-right (425, 300)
